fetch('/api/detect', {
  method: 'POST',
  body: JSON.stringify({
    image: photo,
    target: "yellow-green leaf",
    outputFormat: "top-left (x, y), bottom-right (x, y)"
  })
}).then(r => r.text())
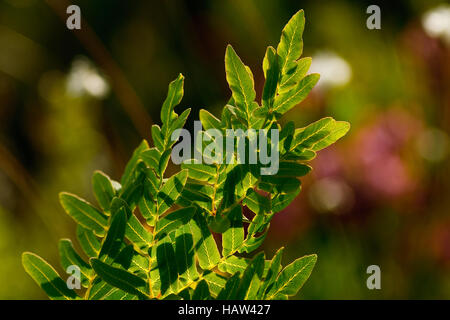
top-left (266, 254), bottom-right (317, 299)
top-left (59, 192), bottom-right (107, 237)
top-left (22, 252), bottom-right (79, 300)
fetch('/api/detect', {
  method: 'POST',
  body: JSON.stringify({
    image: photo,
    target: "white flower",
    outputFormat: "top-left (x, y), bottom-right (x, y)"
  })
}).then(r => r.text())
top-left (309, 51), bottom-right (352, 89)
top-left (422, 5), bottom-right (450, 45)
top-left (66, 56), bottom-right (110, 99)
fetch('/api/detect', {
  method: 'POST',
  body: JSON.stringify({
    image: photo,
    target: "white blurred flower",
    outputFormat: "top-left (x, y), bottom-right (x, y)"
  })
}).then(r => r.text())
top-left (309, 51), bottom-right (352, 89)
top-left (66, 57), bottom-right (110, 99)
top-left (416, 127), bottom-right (449, 163)
top-left (422, 5), bottom-right (450, 45)
top-left (308, 177), bottom-right (354, 213)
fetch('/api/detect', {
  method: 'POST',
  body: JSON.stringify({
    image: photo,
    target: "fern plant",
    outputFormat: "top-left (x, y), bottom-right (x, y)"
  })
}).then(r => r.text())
top-left (22, 10), bottom-right (349, 300)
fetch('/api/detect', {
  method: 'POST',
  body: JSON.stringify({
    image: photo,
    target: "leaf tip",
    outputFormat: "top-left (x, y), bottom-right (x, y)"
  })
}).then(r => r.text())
top-left (21, 251), bottom-right (32, 263)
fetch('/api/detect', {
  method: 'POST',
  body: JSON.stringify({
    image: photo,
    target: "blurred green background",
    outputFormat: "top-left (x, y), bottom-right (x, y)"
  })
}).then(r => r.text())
top-left (0, 0), bottom-right (449, 299)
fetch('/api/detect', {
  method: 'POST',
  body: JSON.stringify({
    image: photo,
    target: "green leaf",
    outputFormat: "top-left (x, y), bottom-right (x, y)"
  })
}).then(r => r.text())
top-left (76, 225), bottom-right (100, 258)
top-left (158, 149), bottom-right (172, 178)
top-left (259, 247), bottom-right (284, 298)
top-left (260, 176), bottom-right (301, 195)
top-left (272, 73), bottom-right (319, 116)
top-left (208, 212), bottom-right (230, 233)
top-left (279, 57), bottom-right (311, 94)
top-left (200, 109), bottom-right (223, 131)
top-left (92, 171), bottom-right (116, 212)
top-left (202, 271), bottom-right (227, 297)
top-left (279, 121), bottom-right (295, 154)
top-left (286, 148), bottom-right (316, 161)
top-left (58, 239), bottom-right (92, 287)
top-left (149, 247), bottom-right (162, 296)
top-left (103, 288), bottom-right (137, 300)
top-left (125, 214), bottom-right (153, 253)
top-left (217, 273), bottom-right (241, 300)
top-left (152, 125), bottom-right (164, 151)
top-left (262, 46), bottom-right (279, 109)
top-left (181, 162), bottom-right (217, 182)
top-left (188, 211), bottom-right (221, 270)
top-left (218, 255), bottom-right (250, 274)
top-left (121, 140), bottom-right (149, 186)
top-left (156, 234), bottom-right (179, 295)
top-left (88, 278), bottom-right (118, 300)
top-left (171, 108), bottom-right (191, 132)
top-left (240, 163), bottom-right (259, 193)
top-left (22, 252), bottom-right (78, 300)
top-left (225, 45), bottom-right (258, 126)
top-left (276, 161), bottom-right (312, 177)
top-left (177, 184), bottom-right (213, 213)
top-left (169, 108), bottom-right (191, 147)
top-left (246, 212), bottom-right (267, 236)
top-left (87, 276), bottom-right (138, 300)
top-left (219, 165), bottom-right (240, 209)
top-left (155, 206), bottom-right (196, 239)
top-left (119, 161), bottom-right (145, 209)
top-left (277, 10), bottom-right (305, 80)
top-left (239, 212), bottom-right (272, 254)
top-left (266, 254), bottom-right (317, 299)
top-left (192, 280), bottom-right (210, 300)
top-left (178, 287), bottom-right (193, 300)
top-left (222, 205), bottom-right (244, 256)
top-left (271, 187), bottom-right (301, 213)
top-left (240, 231), bottom-right (268, 254)
top-left (291, 117), bottom-right (350, 152)
top-left (59, 192), bottom-right (107, 237)
top-left (112, 245), bottom-right (134, 270)
top-left (175, 223), bottom-right (199, 284)
top-left (243, 189), bottom-right (270, 215)
top-left (310, 121), bottom-right (350, 151)
top-left (141, 148), bottom-right (161, 171)
top-left (129, 249), bottom-right (150, 277)
top-left (99, 208), bottom-right (127, 263)
top-left (161, 73), bottom-right (184, 137)
top-left (157, 170), bottom-right (188, 215)
top-left (236, 252), bottom-right (265, 300)
top-left (138, 177), bottom-right (157, 224)
top-left (110, 197), bottom-right (131, 218)
top-left (91, 258), bottom-right (149, 298)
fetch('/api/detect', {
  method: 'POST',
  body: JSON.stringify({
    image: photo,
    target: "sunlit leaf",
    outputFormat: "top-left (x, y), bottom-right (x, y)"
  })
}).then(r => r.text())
top-left (155, 206), bottom-right (196, 239)
top-left (76, 225), bottom-right (100, 258)
top-left (58, 239), bottom-right (92, 288)
top-left (157, 170), bottom-right (188, 215)
top-left (91, 258), bottom-right (149, 298)
top-left (161, 73), bottom-right (184, 138)
top-left (22, 252), bottom-right (79, 300)
top-left (188, 212), bottom-right (221, 270)
top-left (277, 10), bottom-right (305, 81)
top-left (222, 205), bottom-right (244, 256)
top-left (272, 73), bottom-right (319, 116)
top-left (92, 171), bottom-right (116, 212)
top-left (192, 280), bottom-right (210, 300)
top-left (121, 140), bottom-right (150, 186)
top-left (266, 254), bottom-right (317, 299)
top-left (59, 192), bottom-right (107, 237)
top-left (225, 45), bottom-right (258, 126)
top-left (99, 208), bottom-right (127, 263)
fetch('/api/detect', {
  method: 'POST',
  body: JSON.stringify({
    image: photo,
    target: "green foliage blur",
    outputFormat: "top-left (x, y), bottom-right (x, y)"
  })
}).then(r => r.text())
top-left (0, 0), bottom-right (449, 299)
